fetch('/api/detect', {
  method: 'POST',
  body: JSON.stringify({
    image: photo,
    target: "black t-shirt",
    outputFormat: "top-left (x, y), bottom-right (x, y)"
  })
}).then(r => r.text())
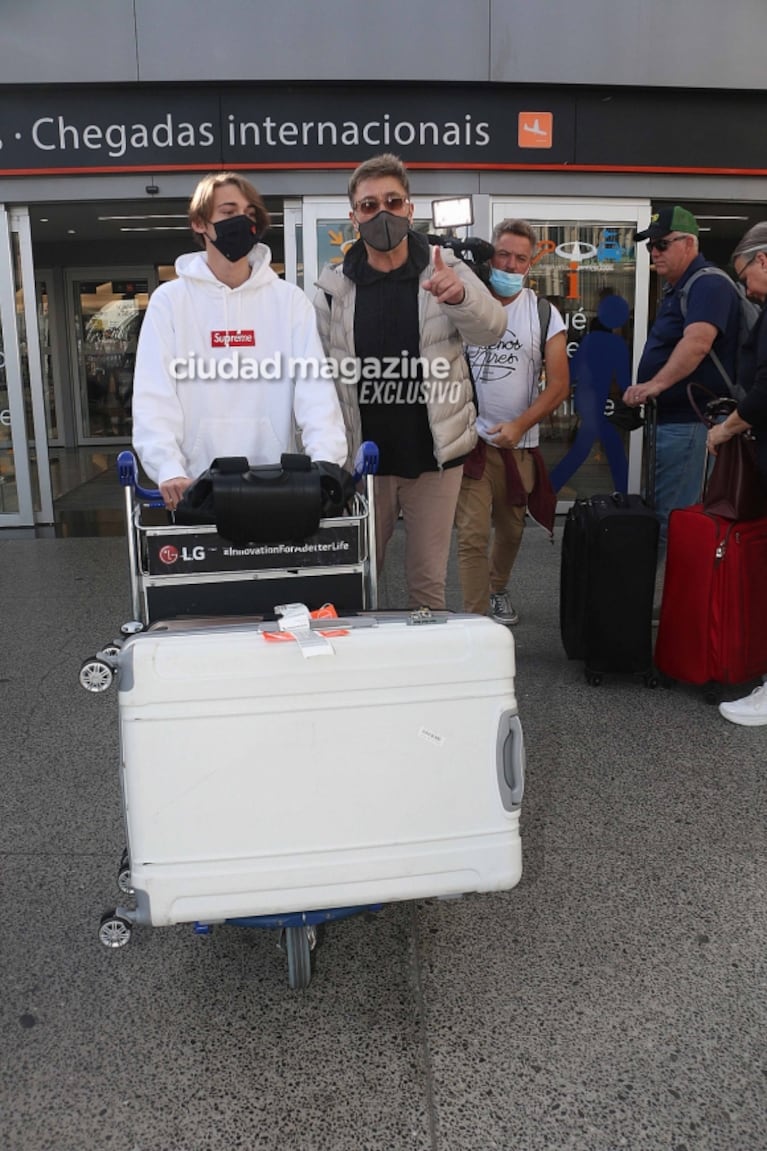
top-left (346, 234), bottom-right (436, 478)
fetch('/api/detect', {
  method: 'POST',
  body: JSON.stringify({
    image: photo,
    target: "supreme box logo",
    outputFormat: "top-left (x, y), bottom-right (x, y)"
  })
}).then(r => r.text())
top-left (211, 330), bottom-right (256, 347)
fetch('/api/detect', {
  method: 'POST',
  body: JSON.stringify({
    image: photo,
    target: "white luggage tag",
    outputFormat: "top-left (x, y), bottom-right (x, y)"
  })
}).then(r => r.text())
top-left (273, 603), bottom-right (336, 658)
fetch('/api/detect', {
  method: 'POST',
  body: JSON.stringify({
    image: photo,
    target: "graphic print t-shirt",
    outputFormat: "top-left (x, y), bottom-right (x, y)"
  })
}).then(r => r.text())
top-left (466, 288), bottom-right (565, 449)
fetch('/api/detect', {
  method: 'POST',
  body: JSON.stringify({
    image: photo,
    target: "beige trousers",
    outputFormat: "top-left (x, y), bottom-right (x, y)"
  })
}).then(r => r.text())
top-left (455, 446), bottom-right (535, 614)
top-left (374, 468), bottom-right (464, 609)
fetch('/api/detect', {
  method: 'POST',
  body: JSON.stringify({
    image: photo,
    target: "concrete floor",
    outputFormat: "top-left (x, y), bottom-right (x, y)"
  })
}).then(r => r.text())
top-left (1, 520), bottom-right (765, 1151)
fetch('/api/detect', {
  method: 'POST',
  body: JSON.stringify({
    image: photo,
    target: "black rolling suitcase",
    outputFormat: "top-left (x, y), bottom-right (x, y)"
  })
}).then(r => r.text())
top-left (559, 405), bottom-right (659, 686)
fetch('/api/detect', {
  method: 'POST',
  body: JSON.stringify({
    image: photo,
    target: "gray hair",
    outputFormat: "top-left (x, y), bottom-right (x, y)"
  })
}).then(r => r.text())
top-left (492, 218), bottom-right (537, 246)
top-left (732, 221), bottom-right (767, 266)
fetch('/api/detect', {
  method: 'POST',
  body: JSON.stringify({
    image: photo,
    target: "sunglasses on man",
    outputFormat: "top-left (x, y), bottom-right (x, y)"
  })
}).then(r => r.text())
top-left (646, 235), bottom-right (688, 254)
top-left (353, 194), bottom-right (410, 218)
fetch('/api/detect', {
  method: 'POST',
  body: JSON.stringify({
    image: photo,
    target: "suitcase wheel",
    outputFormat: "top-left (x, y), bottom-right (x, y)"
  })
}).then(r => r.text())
top-left (100, 640), bottom-right (124, 658)
top-left (117, 848), bottom-right (133, 895)
top-left (281, 925), bottom-right (317, 991)
top-left (98, 910), bottom-right (133, 949)
top-left (643, 672), bottom-right (659, 689)
top-left (585, 672), bottom-right (602, 687)
top-left (79, 657), bottom-right (114, 693)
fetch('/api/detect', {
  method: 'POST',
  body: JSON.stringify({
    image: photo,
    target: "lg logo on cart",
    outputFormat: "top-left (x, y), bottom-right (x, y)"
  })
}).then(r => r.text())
top-left (158, 544), bottom-right (206, 566)
top-left (158, 544), bottom-right (207, 565)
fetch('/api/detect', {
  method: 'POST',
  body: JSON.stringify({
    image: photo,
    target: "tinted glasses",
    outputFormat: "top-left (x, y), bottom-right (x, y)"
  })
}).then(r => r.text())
top-left (353, 193), bottom-right (410, 218)
top-left (646, 235), bottom-right (687, 254)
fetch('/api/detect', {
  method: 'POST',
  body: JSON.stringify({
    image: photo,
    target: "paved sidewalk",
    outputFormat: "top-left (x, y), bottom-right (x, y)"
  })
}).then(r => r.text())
top-left (2, 524), bottom-right (764, 1151)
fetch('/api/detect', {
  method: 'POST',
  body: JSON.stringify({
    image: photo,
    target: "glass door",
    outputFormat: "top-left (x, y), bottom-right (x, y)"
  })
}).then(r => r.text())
top-left (490, 197), bottom-right (651, 500)
top-left (299, 196), bottom-right (438, 292)
top-left (66, 269), bottom-right (155, 444)
top-left (0, 206), bottom-right (52, 527)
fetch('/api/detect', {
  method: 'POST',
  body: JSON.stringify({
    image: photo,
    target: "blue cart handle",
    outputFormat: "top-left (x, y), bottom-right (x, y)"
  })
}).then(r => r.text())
top-left (117, 450), bottom-right (164, 503)
top-left (119, 443), bottom-right (379, 502)
top-left (352, 440), bottom-right (379, 482)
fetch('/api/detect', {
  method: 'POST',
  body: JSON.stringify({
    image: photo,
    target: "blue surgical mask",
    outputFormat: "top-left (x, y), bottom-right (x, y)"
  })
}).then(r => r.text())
top-left (490, 268), bottom-right (526, 297)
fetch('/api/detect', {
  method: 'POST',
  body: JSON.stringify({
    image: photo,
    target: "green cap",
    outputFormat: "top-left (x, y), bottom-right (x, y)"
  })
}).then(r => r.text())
top-left (635, 206), bottom-right (699, 242)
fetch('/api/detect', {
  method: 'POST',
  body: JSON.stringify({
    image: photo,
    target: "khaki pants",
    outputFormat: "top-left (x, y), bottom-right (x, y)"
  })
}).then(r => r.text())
top-left (375, 468), bottom-right (463, 609)
top-left (455, 446), bottom-right (535, 615)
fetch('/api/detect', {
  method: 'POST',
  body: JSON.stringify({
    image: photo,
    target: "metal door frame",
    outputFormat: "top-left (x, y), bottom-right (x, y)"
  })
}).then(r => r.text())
top-left (0, 206), bottom-right (53, 526)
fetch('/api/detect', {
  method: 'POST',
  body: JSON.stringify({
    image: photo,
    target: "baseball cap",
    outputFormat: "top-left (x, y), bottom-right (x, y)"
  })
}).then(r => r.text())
top-left (635, 206), bottom-right (699, 242)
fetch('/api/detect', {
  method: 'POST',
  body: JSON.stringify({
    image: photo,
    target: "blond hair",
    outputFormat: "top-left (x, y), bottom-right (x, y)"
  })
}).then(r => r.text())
top-left (188, 172), bottom-right (270, 245)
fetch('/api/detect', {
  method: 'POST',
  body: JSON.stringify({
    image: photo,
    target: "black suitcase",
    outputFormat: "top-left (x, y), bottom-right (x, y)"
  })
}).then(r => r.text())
top-left (560, 492), bottom-right (659, 685)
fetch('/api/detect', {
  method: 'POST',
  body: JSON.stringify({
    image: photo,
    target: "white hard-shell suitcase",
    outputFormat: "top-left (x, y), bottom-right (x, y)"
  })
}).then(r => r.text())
top-left (116, 608), bottom-right (525, 928)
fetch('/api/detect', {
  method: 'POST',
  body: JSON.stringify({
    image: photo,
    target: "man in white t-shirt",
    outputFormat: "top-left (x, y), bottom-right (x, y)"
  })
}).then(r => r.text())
top-left (455, 218), bottom-right (570, 624)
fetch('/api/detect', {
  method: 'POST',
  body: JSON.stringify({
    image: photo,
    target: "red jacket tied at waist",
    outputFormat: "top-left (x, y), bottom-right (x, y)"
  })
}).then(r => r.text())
top-left (463, 440), bottom-right (557, 537)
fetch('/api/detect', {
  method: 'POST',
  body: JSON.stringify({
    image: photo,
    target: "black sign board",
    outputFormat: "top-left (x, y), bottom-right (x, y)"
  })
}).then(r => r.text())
top-left (0, 84), bottom-right (765, 176)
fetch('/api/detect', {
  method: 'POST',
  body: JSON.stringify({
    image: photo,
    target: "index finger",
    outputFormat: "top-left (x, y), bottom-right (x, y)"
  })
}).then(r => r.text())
top-left (432, 245), bottom-right (445, 269)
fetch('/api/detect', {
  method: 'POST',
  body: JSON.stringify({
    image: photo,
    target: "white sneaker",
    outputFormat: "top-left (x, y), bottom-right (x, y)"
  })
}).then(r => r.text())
top-left (719, 683), bottom-right (767, 727)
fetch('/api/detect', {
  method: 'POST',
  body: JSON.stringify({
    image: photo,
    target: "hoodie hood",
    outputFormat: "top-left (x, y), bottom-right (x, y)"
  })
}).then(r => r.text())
top-left (174, 243), bottom-right (278, 292)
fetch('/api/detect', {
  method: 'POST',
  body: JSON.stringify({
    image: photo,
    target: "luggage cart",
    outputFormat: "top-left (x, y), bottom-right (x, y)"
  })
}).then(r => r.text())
top-left (82, 448), bottom-right (525, 991)
top-left (79, 443), bottom-right (379, 692)
top-left (82, 446), bottom-right (389, 989)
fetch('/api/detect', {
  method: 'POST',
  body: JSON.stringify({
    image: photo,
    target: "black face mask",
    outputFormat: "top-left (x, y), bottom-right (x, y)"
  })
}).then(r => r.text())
top-left (210, 215), bottom-right (259, 262)
top-left (357, 211), bottom-right (410, 253)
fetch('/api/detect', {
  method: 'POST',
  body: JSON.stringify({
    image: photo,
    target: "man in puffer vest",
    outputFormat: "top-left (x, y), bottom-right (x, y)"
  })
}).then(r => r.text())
top-left (315, 153), bottom-right (506, 610)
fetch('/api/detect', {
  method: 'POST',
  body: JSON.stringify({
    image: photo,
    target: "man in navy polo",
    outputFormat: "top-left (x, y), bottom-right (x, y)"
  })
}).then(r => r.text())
top-left (623, 205), bottom-right (739, 547)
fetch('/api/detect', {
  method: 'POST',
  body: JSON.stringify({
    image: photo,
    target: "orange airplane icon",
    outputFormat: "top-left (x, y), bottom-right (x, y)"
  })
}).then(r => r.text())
top-left (518, 112), bottom-right (553, 149)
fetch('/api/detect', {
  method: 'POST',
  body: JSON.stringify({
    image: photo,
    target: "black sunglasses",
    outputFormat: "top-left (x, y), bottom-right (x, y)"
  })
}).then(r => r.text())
top-left (646, 235), bottom-right (687, 254)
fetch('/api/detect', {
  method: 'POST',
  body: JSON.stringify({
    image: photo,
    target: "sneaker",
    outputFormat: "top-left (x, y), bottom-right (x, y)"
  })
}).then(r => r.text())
top-left (719, 683), bottom-right (767, 727)
top-left (489, 591), bottom-right (519, 626)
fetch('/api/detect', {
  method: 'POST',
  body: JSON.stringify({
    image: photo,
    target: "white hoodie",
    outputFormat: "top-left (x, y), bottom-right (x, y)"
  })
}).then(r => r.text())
top-left (132, 245), bottom-right (347, 484)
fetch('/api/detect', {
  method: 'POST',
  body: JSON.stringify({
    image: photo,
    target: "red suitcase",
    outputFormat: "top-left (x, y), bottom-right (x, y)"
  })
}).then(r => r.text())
top-left (655, 505), bottom-right (767, 686)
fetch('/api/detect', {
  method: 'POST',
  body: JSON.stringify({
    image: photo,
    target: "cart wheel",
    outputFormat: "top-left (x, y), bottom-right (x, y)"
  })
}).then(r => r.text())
top-left (79, 658), bottom-right (114, 693)
top-left (98, 910), bottom-right (132, 949)
top-left (117, 849), bottom-right (133, 895)
top-left (285, 926), bottom-right (313, 990)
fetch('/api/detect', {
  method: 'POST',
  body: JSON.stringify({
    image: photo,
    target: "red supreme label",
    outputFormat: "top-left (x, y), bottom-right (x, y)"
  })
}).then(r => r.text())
top-left (211, 330), bottom-right (256, 347)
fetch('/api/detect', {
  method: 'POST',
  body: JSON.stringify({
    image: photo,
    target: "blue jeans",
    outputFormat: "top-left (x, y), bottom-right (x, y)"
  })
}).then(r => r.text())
top-left (655, 420), bottom-right (708, 548)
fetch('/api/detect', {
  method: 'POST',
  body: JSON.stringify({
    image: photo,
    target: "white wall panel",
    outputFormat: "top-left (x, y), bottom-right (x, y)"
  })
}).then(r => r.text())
top-left (133, 0), bottom-right (489, 82)
top-left (0, 0), bottom-right (763, 91)
top-left (0, 1), bottom-right (138, 83)
top-left (489, 0), bottom-right (767, 90)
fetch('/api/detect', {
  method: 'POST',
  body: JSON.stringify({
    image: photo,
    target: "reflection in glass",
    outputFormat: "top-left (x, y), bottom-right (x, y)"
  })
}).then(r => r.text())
top-left (75, 279), bottom-right (148, 439)
top-left (521, 220), bottom-right (638, 499)
top-left (0, 320), bottom-right (19, 513)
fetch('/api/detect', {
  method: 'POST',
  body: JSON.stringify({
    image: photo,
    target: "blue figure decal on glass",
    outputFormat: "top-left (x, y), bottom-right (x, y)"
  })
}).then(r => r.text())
top-left (596, 228), bottom-right (623, 263)
top-left (549, 293), bottom-right (632, 495)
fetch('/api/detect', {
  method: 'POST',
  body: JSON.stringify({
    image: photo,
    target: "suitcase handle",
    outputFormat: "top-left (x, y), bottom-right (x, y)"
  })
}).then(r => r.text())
top-left (497, 712), bottom-right (526, 810)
